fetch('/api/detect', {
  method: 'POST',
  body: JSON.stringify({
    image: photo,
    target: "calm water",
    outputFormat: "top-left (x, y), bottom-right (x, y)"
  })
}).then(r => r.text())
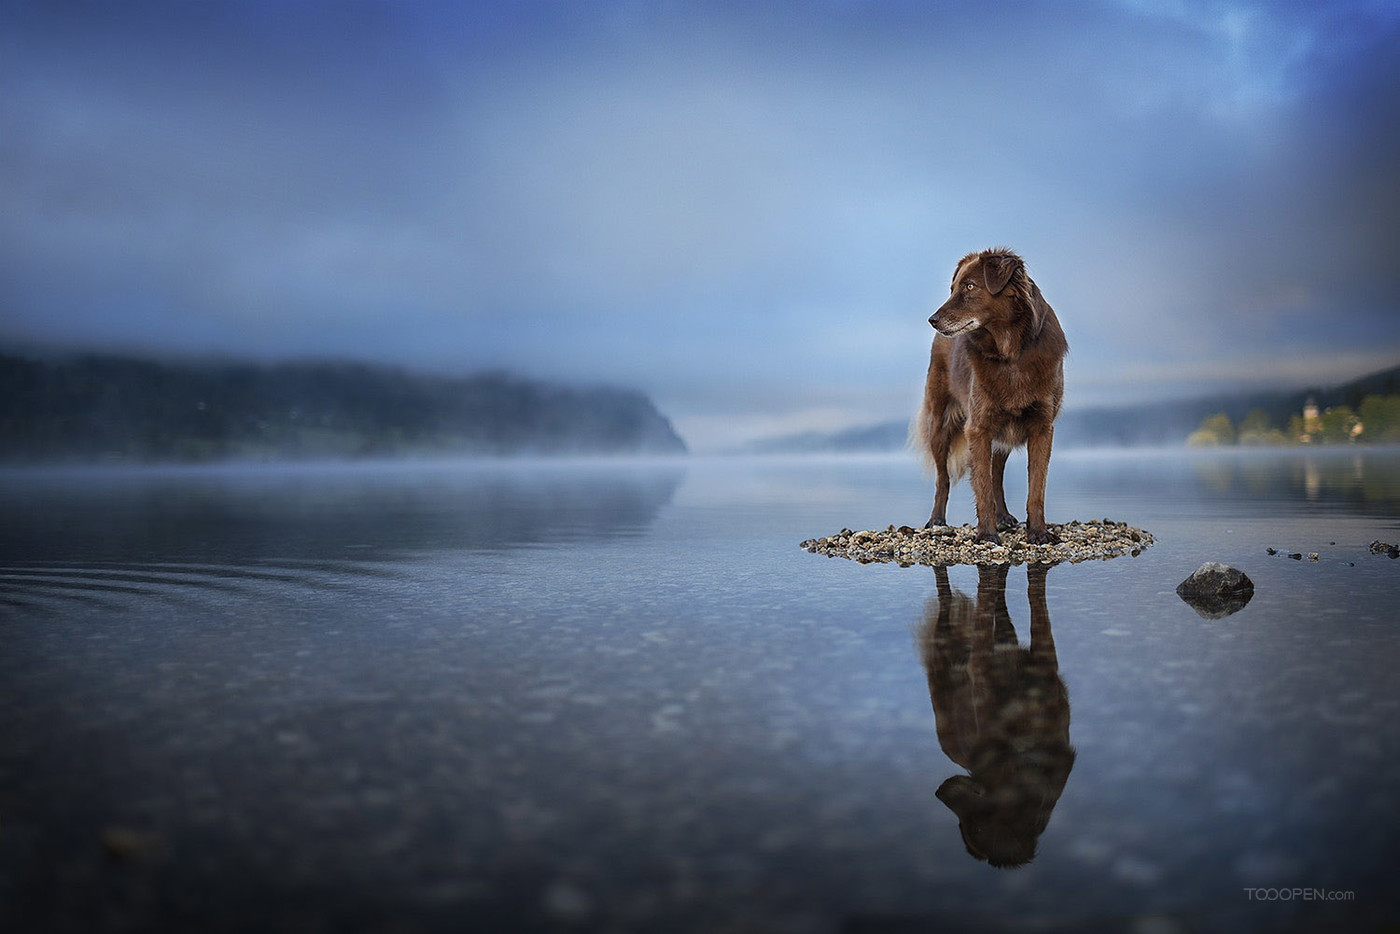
top-left (2, 449), bottom-right (1398, 933)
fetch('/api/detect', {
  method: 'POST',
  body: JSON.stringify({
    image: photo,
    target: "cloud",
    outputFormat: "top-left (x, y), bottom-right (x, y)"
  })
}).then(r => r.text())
top-left (0, 1), bottom-right (1396, 449)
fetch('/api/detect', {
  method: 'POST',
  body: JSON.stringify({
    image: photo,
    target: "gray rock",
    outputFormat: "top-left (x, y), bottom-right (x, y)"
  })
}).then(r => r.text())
top-left (1176, 562), bottom-right (1254, 619)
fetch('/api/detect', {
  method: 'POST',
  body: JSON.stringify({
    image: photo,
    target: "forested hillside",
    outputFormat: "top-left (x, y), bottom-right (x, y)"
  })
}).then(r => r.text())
top-left (0, 354), bottom-right (687, 463)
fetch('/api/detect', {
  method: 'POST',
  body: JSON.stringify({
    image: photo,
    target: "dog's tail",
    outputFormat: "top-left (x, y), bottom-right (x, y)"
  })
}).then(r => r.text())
top-left (908, 404), bottom-right (969, 482)
top-left (945, 433), bottom-right (970, 483)
top-left (906, 406), bottom-right (933, 474)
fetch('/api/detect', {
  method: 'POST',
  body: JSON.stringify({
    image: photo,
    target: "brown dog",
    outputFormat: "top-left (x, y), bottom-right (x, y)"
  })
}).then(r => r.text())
top-left (911, 248), bottom-right (1068, 544)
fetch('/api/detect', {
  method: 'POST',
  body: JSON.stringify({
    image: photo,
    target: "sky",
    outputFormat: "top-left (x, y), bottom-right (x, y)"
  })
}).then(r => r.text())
top-left (2, 0), bottom-right (1398, 451)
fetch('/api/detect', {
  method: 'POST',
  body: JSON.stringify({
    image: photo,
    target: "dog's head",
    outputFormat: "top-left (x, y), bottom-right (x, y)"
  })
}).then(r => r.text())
top-left (928, 248), bottom-right (1043, 351)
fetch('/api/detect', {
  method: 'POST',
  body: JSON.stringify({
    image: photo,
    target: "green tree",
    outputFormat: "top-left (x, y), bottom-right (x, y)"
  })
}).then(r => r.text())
top-left (1317, 406), bottom-right (1360, 444)
top-left (1238, 407), bottom-right (1287, 445)
top-left (1239, 408), bottom-right (1272, 435)
top-left (1359, 394), bottom-right (1400, 442)
top-left (1187, 412), bottom-right (1236, 446)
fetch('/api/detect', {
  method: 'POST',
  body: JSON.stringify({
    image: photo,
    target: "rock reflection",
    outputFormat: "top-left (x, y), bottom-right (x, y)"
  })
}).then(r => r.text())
top-left (917, 564), bottom-right (1075, 868)
top-left (1175, 562), bottom-right (1255, 619)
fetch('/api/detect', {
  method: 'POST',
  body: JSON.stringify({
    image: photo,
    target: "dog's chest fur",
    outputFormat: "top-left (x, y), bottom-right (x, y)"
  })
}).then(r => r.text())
top-left (958, 344), bottom-right (1063, 451)
top-left (971, 355), bottom-right (1045, 416)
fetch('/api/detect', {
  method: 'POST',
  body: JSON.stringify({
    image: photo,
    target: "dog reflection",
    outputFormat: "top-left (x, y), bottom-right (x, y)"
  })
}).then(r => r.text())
top-left (918, 564), bottom-right (1075, 867)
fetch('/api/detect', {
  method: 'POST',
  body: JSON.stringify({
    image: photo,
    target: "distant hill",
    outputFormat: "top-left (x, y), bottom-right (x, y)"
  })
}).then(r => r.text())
top-left (742, 420), bottom-right (909, 454)
top-left (0, 353), bottom-right (687, 463)
top-left (741, 363), bottom-right (1400, 453)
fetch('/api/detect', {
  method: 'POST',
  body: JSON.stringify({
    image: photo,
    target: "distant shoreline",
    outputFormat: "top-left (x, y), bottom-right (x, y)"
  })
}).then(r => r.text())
top-left (0, 352), bottom-right (688, 463)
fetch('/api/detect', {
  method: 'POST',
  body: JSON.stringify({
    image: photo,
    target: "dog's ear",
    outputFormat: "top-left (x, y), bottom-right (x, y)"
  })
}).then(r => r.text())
top-left (982, 253), bottom-right (1020, 294)
top-left (1028, 283), bottom-right (1048, 339)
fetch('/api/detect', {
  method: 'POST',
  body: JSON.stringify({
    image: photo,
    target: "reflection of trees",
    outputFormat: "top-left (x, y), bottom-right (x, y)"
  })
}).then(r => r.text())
top-left (0, 465), bottom-right (685, 565)
top-left (917, 564), bottom-right (1075, 868)
top-left (1187, 451), bottom-right (1400, 513)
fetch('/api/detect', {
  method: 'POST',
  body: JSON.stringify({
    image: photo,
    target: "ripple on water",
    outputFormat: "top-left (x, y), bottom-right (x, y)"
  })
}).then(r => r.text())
top-left (0, 559), bottom-right (406, 617)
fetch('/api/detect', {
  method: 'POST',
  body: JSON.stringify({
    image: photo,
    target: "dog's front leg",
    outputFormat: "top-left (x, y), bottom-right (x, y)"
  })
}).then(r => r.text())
top-left (968, 425), bottom-right (1000, 544)
top-left (1025, 423), bottom-right (1060, 544)
top-left (992, 448), bottom-right (1018, 530)
top-left (925, 433), bottom-right (952, 528)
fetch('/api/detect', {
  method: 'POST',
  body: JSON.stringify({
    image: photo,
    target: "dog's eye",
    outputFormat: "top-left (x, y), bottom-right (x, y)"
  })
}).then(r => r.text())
top-left (964, 281), bottom-right (976, 291)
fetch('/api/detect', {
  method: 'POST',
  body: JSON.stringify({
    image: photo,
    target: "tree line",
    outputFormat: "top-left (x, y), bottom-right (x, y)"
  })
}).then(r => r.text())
top-left (0, 353), bottom-right (688, 463)
top-left (1188, 395), bottom-right (1400, 446)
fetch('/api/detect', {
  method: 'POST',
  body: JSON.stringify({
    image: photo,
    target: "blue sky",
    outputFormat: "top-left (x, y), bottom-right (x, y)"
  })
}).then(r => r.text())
top-left (2, 0), bottom-right (1398, 450)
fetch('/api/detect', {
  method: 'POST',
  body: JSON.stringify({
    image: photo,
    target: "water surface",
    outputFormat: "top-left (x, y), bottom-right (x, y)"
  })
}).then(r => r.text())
top-left (2, 450), bottom-right (1397, 932)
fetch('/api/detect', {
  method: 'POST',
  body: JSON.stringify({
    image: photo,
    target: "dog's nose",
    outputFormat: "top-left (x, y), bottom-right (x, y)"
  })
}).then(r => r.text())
top-left (928, 313), bottom-right (940, 329)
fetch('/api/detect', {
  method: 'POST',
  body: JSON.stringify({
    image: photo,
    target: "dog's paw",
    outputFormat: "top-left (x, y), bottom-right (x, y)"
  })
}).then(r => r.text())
top-left (974, 529), bottom-right (1002, 546)
top-left (923, 517), bottom-right (947, 530)
top-left (996, 513), bottom-right (1020, 531)
top-left (1025, 526), bottom-right (1061, 545)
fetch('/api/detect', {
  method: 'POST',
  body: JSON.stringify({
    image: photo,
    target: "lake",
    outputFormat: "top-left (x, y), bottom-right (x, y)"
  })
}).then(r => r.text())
top-left (2, 449), bottom-right (1398, 933)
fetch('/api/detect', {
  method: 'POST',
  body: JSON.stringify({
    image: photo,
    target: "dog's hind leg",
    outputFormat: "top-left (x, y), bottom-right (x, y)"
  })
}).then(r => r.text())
top-left (992, 448), bottom-right (1018, 530)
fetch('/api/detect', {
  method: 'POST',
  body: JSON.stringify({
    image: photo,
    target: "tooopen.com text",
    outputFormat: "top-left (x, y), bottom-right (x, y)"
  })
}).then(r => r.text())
top-left (1243, 888), bottom-right (1355, 902)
